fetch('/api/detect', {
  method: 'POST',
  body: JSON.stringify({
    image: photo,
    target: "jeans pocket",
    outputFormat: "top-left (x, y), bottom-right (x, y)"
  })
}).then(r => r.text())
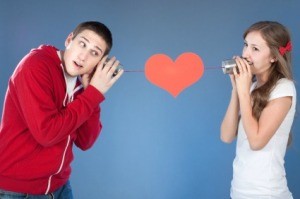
top-left (54, 181), bottom-right (73, 199)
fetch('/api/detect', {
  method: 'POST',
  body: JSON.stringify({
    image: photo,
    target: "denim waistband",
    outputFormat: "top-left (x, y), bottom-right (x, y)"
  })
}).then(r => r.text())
top-left (0, 188), bottom-right (56, 199)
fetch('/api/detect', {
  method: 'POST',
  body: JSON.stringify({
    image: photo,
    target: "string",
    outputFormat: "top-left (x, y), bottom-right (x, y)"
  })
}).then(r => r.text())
top-left (204, 66), bottom-right (222, 70)
top-left (124, 66), bottom-right (222, 73)
top-left (124, 70), bottom-right (145, 72)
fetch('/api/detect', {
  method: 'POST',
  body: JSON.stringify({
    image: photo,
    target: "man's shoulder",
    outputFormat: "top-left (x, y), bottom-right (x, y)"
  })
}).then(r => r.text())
top-left (13, 45), bottom-right (61, 80)
top-left (20, 45), bottom-right (60, 69)
top-left (29, 45), bottom-right (58, 59)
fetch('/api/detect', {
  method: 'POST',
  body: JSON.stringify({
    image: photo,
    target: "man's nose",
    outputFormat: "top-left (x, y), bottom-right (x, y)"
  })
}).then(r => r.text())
top-left (78, 50), bottom-right (89, 62)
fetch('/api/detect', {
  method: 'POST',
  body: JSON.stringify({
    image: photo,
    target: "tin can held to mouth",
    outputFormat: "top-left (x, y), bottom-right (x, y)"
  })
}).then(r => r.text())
top-left (222, 59), bottom-right (237, 74)
top-left (104, 58), bottom-right (123, 77)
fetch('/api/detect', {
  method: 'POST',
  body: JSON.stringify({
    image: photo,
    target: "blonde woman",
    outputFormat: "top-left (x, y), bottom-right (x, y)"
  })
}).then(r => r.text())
top-left (221, 21), bottom-right (295, 199)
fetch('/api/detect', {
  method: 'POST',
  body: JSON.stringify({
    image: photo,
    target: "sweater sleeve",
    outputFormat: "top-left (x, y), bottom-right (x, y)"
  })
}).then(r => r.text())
top-left (74, 88), bottom-right (103, 151)
top-left (13, 54), bottom-right (104, 147)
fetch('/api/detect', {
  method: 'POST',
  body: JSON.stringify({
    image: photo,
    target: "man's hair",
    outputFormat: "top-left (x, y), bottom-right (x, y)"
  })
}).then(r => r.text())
top-left (72, 21), bottom-right (113, 55)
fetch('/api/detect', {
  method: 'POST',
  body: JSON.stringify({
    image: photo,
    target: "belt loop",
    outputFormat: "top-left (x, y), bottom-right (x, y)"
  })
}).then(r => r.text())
top-left (50, 193), bottom-right (54, 199)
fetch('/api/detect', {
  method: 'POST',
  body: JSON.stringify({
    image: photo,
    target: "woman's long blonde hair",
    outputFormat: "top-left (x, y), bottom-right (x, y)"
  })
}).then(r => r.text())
top-left (243, 21), bottom-right (293, 119)
top-left (243, 21), bottom-right (293, 145)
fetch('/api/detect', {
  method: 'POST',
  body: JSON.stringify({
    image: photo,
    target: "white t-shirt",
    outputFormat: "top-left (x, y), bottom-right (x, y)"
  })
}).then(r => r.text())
top-left (231, 78), bottom-right (296, 199)
top-left (61, 64), bottom-right (83, 105)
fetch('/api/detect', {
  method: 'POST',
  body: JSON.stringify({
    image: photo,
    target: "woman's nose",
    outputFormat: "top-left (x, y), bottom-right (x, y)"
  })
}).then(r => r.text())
top-left (242, 48), bottom-right (250, 58)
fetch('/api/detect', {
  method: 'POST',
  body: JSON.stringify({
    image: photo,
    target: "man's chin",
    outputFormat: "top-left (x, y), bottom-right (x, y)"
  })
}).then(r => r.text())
top-left (65, 69), bottom-right (80, 77)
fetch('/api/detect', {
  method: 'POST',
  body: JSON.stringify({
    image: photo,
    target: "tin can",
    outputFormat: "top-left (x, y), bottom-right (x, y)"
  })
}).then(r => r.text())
top-left (104, 58), bottom-right (123, 77)
top-left (222, 57), bottom-right (250, 74)
top-left (222, 59), bottom-right (237, 74)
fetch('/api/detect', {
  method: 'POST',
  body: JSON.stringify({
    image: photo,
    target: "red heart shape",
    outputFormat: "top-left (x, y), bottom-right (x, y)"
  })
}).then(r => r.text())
top-left (145, 53), bottom-right (204, 97)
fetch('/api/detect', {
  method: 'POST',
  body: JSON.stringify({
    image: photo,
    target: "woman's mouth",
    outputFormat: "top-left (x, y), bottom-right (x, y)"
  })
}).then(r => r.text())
top-left (242, 58), bottom-right (253, 66)
top-left (246, 61), bottom-right (253, 65)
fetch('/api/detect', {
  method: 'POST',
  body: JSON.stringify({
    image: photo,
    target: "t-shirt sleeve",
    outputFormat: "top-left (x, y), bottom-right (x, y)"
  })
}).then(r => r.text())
top-left (269, 79), bottom-right (295, 101)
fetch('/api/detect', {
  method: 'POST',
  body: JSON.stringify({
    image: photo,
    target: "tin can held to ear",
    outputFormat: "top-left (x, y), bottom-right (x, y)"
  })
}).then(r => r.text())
top-left (112, 64), bottom-right (123, 77)
top-left (222, 59), bottom-right (237, 74)
top-left (104, 58), bottom-right (123, 77)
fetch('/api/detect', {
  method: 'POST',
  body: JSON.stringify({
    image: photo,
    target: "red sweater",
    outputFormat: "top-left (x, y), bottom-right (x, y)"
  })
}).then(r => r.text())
top-left (0, 45), bottom-right (104, 194)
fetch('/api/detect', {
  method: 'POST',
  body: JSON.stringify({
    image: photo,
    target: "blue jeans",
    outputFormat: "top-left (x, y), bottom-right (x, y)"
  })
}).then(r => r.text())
top-left (0, 181), bottom-right (73, 199)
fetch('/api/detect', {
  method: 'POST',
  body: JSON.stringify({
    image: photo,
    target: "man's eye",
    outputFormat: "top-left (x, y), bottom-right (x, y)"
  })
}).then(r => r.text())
top-left (79, 41), bottom-right (85, 47)
top-left (91, 51), bottom-right (99, 56)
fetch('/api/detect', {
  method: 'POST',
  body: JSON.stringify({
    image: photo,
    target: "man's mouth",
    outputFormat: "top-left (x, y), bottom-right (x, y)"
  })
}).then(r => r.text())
top-left (74, 61), bottom-right (83, 68)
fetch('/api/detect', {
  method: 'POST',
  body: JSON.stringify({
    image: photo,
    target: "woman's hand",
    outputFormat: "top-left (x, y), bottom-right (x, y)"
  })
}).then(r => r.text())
top-left (233, 56), bottom-right (253, 96)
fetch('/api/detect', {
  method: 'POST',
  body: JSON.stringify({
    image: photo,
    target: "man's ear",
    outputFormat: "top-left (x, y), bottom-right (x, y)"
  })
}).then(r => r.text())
top-left (65, 33), bottom-right (74, 47)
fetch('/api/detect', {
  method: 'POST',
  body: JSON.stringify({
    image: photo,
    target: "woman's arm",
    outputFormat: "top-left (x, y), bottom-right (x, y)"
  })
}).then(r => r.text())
top-left (220, 89), bottom-right (240, 143)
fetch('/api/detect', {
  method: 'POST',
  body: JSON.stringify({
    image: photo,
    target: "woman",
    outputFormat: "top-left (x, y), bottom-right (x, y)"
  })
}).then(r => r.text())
top-left (221, 21), bottom-right (296, 199)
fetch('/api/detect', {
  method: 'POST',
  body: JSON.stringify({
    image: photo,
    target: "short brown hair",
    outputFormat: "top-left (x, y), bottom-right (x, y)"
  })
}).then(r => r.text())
top-left (72, 21), bottom-right (113, 55)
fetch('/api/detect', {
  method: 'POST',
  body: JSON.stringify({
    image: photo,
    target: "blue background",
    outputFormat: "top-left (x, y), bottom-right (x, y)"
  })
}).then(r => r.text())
top-left (0, 1), bottom-right (299, 198)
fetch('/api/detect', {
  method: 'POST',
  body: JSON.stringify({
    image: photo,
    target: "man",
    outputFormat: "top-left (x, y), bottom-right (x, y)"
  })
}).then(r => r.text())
top-left (0, 21), bottom-right (123, 198)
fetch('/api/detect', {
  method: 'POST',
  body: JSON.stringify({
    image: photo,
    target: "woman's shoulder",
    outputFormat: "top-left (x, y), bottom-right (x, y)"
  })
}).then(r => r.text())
top-left (270, 78), bottom-right (296, 100)
top-left (275, 78), bottom-right (295, 91)
top-left (277, 78), bottom-right (294, 85)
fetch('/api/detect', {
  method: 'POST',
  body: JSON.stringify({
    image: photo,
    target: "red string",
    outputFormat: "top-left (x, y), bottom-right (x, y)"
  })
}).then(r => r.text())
top-left (124, 66), bottom-right (222, 73)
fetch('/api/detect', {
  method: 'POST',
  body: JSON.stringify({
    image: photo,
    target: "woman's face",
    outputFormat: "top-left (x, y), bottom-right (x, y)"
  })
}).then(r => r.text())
top-left (242, 31), bottom-right (275, 76)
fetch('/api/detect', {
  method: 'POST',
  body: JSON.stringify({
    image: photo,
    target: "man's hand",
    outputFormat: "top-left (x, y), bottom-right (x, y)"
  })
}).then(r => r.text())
top-left (89, 55), bottom-right (124, 94)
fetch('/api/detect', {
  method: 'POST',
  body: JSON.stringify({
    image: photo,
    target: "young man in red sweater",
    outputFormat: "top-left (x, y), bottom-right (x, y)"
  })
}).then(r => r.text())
top-left (0, 21), bottom-right (123, 198)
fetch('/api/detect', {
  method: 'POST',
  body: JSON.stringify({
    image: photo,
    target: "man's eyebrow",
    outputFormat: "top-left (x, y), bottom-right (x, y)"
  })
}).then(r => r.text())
top-left (79, 36), bottom-right (103, 53)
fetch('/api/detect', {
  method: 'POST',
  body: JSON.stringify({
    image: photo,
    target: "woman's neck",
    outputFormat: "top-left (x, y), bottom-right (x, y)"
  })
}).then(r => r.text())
top-left (255, 73), bottom-right (269, 87)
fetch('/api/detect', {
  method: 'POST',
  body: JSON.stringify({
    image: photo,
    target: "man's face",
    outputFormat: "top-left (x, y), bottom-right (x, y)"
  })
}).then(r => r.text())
top-left (62, 29), bottom-right (108, 77)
